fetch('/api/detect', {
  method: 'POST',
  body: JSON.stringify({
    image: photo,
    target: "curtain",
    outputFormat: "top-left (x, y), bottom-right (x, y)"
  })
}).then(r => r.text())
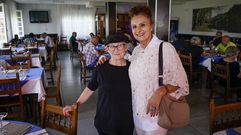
top-left (59, 5), bottom-right (96, 40)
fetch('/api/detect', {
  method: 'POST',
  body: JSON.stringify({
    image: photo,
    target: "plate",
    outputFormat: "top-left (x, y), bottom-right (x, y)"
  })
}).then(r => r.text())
top-left (6, 69), bottom-right (17, 74)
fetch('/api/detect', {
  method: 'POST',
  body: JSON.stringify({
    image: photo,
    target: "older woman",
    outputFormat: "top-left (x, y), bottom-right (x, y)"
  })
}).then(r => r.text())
top-left (63, 33), bottom-right (134, 135)
top-left (128, 6), bottom-right (189, 135)
top-left (220, 46), bottom-right (241, 87)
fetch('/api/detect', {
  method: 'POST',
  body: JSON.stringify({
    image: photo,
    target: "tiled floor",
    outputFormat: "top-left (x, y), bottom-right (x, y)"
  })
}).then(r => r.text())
top-left (50, 51), bottom-right (211, 135)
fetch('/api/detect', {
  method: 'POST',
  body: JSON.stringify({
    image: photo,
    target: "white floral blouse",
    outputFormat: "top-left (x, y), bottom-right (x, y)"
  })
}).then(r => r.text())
top-left (129, 35), bottom-right (189, 118)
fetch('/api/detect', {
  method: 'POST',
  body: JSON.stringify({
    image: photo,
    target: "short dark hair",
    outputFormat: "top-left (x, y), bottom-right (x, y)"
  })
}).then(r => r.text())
top-left (128, 6), bottom-right (153, 24)
top-left (29, 33), bottom-right (34, 38)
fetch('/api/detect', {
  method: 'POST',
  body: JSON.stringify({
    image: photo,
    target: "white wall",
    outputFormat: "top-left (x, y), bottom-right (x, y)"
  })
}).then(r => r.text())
top-left (17, 4), bottom-right (61, 35)
top-left (171, 0), bottom-right (241, 37)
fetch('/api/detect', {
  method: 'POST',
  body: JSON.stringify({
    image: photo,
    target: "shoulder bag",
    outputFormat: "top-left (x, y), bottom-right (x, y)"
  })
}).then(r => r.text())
top-left (158, 42), bottom-right (190, 129)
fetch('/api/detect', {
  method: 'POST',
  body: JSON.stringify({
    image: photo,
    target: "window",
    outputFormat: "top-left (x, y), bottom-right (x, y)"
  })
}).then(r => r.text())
top-left (0, 3), bottom-right (7, 43)
top-left (16, 10), bottom-right (24, 37)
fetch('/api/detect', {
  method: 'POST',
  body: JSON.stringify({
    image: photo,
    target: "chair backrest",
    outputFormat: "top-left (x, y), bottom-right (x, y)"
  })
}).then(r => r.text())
top-left (211, 61), bottom-right (230, 88)
top-left (0, 73), bottom-right (24, 119)
top-left (178, 52), bottom-right (192, 67)
top-left (28, 47), bottom-right (39, 54)
top-left (41, 98), bottom-right (78, 135)
top-left (0, 73), bottom-right (21, 96)
top-left (8, 52), bottom-right (32, 69)
top-left (0, 48), bottom-right (11, 55)
top-left (56, 63), bottom-right (62, 106)
top-left (210, 99), bottom-right (241, 134)
top-left (79, 52), bottom-right (87, 74)
top-left (50, 49), bottom-right (55, 65)
top-left (3, 43), bottom-right (10, 47)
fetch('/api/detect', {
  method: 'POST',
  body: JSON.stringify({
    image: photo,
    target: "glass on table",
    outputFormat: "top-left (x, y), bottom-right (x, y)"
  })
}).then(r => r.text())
top-left (0, 62), bottom-right (6, 75)
top-left (0, 112), bottom-right (8, 135)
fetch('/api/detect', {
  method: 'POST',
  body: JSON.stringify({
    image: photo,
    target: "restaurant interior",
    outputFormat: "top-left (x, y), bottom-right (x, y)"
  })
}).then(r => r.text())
top-left (0, 0), bottom-right (241, 134)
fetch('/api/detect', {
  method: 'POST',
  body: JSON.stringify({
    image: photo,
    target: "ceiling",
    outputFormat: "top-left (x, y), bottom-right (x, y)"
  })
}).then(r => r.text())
top-left (14, 0), bottom-right (199, 7)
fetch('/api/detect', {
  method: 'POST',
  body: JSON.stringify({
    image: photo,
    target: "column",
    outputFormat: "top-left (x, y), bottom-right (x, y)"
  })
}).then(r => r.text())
top-left (148, 0), bottom-right (170, 41)
top-left (105, 2), bottom-right (116, 36)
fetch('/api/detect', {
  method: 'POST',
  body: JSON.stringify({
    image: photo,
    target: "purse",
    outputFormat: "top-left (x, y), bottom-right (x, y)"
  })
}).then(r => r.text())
top-left (157, 42), bottom-right (190, 129)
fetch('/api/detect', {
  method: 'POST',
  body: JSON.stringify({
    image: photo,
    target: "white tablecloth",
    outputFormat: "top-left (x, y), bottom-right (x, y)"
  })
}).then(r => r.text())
top-left (21, 69), bottom-right (47, 102)
top-left (0, 68), bottom-right (47, 102)
top-left (0, 54), bottom-right (42, 68)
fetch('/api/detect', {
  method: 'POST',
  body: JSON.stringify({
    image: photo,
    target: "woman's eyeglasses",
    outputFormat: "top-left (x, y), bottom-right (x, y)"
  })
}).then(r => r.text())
top-left (107, 44), bottom-right (125, 51)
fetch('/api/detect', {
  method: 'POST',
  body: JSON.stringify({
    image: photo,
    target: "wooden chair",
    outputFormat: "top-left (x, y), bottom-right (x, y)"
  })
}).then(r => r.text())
top-left (7, 53), bottom-right (32, 69)
top-left (69, 43), bottom-right (79, 60)
top-left (0, 73), bottom-right (25, 120)
top-left (79, 52), bottom-right (92, 85)
top-left (41, 98), bottom-right (78, 135)
top-left (178, 52), bottom-right (202, 85)
top-left (46, 63), bottom-right (62, 106)
top-left (44, 49), bottom-right (54, 84)
top-left (0, 48), bottom-right (11, 55)
top-left (210, 61), bottom-right (241, 100)
top-left (27, 47), bottom-right (39, 54)
top-left (3, 43), bottom-right (10, 47)
top-left (59, 36), bottom-right (68, 50)
top-left (53, 37), bottom-right (58, 68)
top-left (210, 99), bottom-right (241, 135)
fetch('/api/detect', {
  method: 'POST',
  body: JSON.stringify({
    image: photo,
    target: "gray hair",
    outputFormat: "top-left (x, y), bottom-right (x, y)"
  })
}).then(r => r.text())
top-left (225, 46), bottom-right (240, 57)
top-left (190, 36), bottom-right (201, 45)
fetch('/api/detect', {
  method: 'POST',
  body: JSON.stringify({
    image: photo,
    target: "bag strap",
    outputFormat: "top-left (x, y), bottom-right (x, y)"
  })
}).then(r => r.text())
top-left (159, 42), bottom-right (164, 86)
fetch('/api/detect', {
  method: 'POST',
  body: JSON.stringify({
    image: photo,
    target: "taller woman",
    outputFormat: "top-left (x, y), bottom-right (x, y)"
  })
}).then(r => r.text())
top-left (128, 6), bottom-right (189, 135)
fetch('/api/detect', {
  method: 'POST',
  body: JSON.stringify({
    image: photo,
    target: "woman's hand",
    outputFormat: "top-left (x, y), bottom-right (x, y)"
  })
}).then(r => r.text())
top-left (63, 105), bottom-right (75, 117)
top-left (97, 57), bottom-right (108, 65)
top-left (146, 86), bottom-right (167, 117)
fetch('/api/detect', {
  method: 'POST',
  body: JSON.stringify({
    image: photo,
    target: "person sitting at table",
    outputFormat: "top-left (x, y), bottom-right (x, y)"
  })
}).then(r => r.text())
top-left (185, 36), bottom-right (204, 70)
top-left (215, 35), bottom-right (236, 55)
top-left (82, 36), bottom-right (99, 68)
top-left (69, 32), bottom-right (79, 52)
top-left (218, 46), bottom-right (241, 100)
top-left (86, 44), bottom-right (106, 68)
top-left (24, 33), bottom-right (37, 46)
top-left (9, 34), bottom-right (23, 46)
top-left (211, 31), bottom-right (222, 48)
top-left (172, 34), bottom-right (188, 52)
top-left (41, 32), bottom-right (55, 55)
top-left (63, 33), bottom-right (134, 135)
top-left (219, 46), bottom-right (241, 86)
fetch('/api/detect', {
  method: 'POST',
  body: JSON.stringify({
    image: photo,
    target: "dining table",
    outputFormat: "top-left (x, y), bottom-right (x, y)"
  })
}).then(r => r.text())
top-left (213, 127), bottom-right (241, 135)
top-left (0, 68), bottom-right (47, 102)
top-left (199, 55), bottom-right (224, 71)
top-left (1, 120), bottom-right (48, 135)
top-left (0, 53), bottom-right (42, 68)
top-left (0, 46), bottom-right (47, 63)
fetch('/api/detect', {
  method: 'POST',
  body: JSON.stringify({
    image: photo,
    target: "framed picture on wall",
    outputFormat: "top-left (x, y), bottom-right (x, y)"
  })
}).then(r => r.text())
top-left (192, 4), bottom-right (241, 33)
